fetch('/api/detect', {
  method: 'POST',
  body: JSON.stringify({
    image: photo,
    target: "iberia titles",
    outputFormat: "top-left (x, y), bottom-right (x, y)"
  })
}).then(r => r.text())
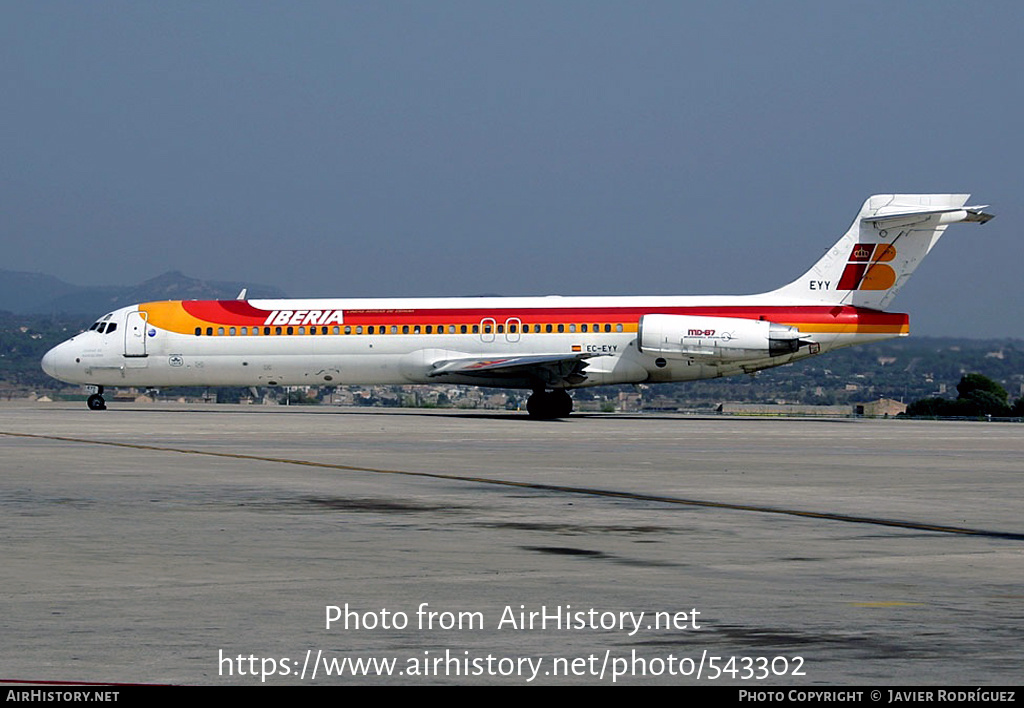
top-left (263, 310), bottom-right (345, 326)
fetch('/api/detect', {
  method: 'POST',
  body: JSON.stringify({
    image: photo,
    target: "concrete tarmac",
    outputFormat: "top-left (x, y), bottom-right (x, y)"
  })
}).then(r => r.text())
top-left (1, 402), bottom-right (1021, 685)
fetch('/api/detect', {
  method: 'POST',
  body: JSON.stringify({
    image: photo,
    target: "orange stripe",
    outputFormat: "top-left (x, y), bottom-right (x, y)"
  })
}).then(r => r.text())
top-left (139, 301), bottom-right (907, 337)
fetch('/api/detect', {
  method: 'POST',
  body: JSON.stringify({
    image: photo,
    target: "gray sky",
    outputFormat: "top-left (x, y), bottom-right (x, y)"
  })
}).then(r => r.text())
top-left (3, 1), bottom-right (1022, 337)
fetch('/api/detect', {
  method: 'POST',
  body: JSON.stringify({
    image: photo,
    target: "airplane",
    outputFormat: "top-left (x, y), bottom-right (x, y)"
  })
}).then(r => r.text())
top-left (41, 194), bottom-right (993, 418)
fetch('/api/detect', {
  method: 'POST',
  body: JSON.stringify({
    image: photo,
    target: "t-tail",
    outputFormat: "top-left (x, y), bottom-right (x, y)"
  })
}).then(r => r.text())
top-left (769, 194), bottom-right (994, 309)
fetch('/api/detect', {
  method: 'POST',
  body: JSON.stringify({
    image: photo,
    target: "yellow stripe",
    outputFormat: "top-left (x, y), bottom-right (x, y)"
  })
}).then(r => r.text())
top-left (138, 303), bottom-right (901, 338)
top-left (786, 323), bottom-right (909, 335)
top-left (139, 302), bottom-right (201, 334)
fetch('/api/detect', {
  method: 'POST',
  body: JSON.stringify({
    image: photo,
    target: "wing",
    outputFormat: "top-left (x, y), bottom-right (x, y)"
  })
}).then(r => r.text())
top-left (425, 353), bottom-right (593, 387)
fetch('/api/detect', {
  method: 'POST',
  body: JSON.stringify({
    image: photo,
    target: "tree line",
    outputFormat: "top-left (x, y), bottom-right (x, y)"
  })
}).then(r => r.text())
top-left (904, 373), bottom-right (1024, 418)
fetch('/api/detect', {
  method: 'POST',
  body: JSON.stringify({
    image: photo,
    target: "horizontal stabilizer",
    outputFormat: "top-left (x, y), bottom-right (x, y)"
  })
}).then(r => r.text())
top-left (862, 205), bottom-right (994, 225)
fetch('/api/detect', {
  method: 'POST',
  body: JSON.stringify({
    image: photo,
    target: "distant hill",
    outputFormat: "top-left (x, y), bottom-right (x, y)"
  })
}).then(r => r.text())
top-left (0, 271), bottom-right (83, 314)
top-left (0, 269), bottom-right (288, 316)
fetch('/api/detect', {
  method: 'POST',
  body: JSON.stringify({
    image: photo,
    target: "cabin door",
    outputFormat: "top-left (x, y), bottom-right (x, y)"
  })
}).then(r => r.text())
top-left (124, 311), bottom-right (149, 358)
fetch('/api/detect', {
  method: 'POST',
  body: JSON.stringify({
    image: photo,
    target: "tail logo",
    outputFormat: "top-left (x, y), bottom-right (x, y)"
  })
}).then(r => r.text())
top-left (837, 243), bottom-right (897, 291)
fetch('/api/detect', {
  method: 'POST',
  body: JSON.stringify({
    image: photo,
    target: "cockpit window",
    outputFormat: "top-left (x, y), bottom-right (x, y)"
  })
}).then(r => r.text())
top-left (89, 314), bottom-right (114, 333)
top-left (106, 322), bottom-right (117, 334)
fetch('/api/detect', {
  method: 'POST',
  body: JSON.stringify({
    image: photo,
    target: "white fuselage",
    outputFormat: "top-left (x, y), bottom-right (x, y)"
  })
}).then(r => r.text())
top-left (40, 293), bottom-right (899, 392)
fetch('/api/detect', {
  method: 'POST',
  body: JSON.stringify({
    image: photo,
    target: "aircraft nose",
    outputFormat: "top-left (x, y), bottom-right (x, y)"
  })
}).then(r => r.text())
top-left (41, 346), bottom-right (59, 379)
top-left (41, 340), bottom-right (75, 381)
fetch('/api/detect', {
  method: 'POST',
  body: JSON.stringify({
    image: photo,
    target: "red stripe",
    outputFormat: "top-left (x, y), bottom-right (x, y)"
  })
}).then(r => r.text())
top-left (182, 300), bottom-right (269, 324)
top-left (175, 301), bottom-right (907, 328)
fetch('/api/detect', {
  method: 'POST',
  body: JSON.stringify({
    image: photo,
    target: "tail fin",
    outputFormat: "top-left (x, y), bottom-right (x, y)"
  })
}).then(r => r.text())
top-left (769, 194), bottom-right (993, 309)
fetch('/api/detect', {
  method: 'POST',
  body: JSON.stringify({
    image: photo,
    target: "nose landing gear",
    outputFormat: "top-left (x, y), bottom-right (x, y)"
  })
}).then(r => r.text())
top-left (526, 389), bottom-right (573, 419)
top-left (87, 387), bottom-right (106, 411)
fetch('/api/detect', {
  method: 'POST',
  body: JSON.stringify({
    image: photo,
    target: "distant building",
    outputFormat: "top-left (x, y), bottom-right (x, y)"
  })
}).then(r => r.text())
top-left (617, 391), bottom-right (641, 412)
top-left (854, 398), bottom-right (907, 417)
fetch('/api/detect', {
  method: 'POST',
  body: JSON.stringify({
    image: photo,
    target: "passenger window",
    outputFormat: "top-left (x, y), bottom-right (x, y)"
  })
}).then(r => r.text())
top-left (333, 326), bottom-right (340, 335)
top-left (345, 326), bottom-right (352, 334)
top-left (230, 327), bottom-right (237, 336)
top-left (460, 325), bottom-right (468, 334)
top-left (497, 324), bottom-right (504, 333)
top-left (569, 324), bottom-right (576, 333)
top-left (402, 325), bottom-right (409, 334)
top-left (298, 326), bottom-right (305, 334)
top-left (616, 323), bottom-right (623, 332)
top-left (413, 325), bottom-right (421, 334)
top-left (581, 324), bottom-right (588, 333)
top-left (287, 326), bottom-right (294, 335)
top-left (356, 326), bottom-right (363, 334)
top-left (557, 324), bottom-right (565, 333)
top-left (425, 325), bottom-right (432, 334)
top-left (472, 325), bottom-right (479, 334)
top-left (218, 327), bottom-right (225, 336)
top-left (207, 327), bottom-right (214, 336)
top-left (604, 324), bottom-right (611, 332)
top-left (546, 324), bottom-right (553, 333)
top-left (195, 327), bottom-right (202, 336)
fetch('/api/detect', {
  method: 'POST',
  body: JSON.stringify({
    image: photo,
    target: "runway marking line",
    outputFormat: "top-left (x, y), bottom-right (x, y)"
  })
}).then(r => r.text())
top-left (849, 602), bottom-right (925, 608)
top-left (3, 430), bottom-right (1022, 542)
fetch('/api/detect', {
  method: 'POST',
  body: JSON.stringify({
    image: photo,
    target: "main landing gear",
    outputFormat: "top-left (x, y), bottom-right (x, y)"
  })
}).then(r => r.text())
top-left (87, 387), bottom-right (106, 411)
top-left (526, 389), bottom-right (573, 419)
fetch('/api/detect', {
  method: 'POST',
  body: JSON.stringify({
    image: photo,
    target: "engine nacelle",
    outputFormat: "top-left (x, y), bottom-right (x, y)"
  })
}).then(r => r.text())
top-left (638, 314), bottom-right (811, 361)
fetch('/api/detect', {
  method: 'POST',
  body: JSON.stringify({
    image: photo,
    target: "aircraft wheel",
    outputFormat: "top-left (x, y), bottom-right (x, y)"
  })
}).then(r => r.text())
top-left (552, 389), bottom-right (573, 418)
top-left (526, 392), bottom-right (547, 419)
top-left (87, 394), bottom-right (106, 411)
top-left (527, 391), bottom-right (573, 419)
top-left (526, 392), bottom-right (554, 419)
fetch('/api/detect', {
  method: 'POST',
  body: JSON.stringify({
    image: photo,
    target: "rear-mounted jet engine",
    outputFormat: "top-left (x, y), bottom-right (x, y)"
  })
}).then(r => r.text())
top-left (637, 314), bottom-right (814, 361)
